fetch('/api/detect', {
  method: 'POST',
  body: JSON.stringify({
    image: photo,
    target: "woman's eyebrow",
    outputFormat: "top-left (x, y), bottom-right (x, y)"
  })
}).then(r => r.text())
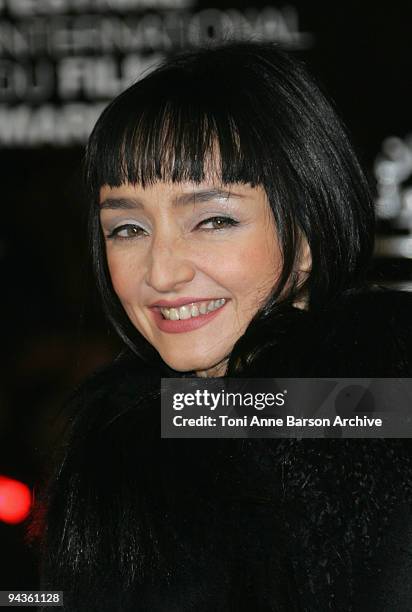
top-left (99, 189), bottom-right (244, 210)
top-left (173, 188), bottom-right (244, 206)
top-left (100, 197), bottom-right (142, 210)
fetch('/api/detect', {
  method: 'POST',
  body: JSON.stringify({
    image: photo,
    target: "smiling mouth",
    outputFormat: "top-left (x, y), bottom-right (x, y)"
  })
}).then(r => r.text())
top-left (159, 299), bottom-right (226, 321)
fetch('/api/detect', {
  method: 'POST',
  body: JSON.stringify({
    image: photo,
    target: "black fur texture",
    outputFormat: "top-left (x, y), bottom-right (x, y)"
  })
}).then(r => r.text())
top-left (37, 288), bottom-right (412, 611)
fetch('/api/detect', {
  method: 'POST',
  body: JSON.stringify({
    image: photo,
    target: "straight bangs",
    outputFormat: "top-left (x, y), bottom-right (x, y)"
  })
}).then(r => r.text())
top-left (85, 77), bottom-right (269, 200)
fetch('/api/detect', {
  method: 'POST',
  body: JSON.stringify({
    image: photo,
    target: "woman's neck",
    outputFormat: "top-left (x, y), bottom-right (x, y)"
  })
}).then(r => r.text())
top-left (196, 357), bottom-right (229, 378)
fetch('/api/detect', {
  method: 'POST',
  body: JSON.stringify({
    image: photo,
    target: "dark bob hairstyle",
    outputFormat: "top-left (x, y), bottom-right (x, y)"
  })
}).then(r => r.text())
top-left (85, 41), bottom-right (375, 372)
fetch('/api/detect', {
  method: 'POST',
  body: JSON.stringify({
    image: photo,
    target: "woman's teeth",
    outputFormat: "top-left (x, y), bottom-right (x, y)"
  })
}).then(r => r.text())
top-left (160, 299), bottom-right (226, 321)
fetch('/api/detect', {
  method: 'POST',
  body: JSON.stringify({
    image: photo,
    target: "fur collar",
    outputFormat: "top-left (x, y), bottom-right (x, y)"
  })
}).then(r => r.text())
top-left (231, 286), bottom-right (412, 377)
top-left (40, 288), bottom-right (412, 611)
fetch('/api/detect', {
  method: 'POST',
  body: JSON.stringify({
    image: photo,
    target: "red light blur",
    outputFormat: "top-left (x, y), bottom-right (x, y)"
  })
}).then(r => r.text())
top-left (0, 476), bottom-right (32, 525)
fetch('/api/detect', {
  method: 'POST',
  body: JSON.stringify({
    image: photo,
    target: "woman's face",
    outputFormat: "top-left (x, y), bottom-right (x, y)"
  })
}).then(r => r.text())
top-left (99, 180), bottom-right (282, 376)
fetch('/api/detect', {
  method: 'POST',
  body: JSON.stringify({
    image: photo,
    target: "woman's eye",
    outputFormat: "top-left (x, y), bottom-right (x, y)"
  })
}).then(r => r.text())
top-left (107, 224), bottom-right (147, 240)
top-left (197, 216), bottom-right (239, 231)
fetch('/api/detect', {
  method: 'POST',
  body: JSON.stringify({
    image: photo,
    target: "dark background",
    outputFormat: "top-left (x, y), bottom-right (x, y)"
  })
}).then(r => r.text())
top-left (0, 0), bottom-right (411, 591)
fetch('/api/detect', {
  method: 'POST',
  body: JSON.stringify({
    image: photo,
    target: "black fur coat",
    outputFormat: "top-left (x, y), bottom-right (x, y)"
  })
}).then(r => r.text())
top-left (39, 288), bottom-right (412, 611)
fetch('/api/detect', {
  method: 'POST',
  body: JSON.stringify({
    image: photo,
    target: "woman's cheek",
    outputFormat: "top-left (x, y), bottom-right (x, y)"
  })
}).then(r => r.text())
top-left (107, 252), bottom-right (141, 302)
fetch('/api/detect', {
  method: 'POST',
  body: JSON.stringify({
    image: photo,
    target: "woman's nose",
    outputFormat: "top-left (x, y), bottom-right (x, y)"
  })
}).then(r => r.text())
top-left (144, 234), bottom-right (196, 293)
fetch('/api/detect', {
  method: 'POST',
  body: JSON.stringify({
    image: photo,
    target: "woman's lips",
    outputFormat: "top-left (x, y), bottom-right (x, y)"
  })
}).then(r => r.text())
top-left (149, 300), bottom-right (228, 333)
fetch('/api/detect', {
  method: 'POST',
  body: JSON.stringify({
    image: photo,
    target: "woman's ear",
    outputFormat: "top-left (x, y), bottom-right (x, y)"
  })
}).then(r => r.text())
top-left (298, 237), bottom-right (312, 274)
top-left (292, 238), bottom-right (312, 310)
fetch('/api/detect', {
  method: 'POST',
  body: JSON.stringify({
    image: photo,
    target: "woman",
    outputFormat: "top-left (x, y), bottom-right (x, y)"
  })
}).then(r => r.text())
top-left (37, 42), bottom-right (412, 611)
